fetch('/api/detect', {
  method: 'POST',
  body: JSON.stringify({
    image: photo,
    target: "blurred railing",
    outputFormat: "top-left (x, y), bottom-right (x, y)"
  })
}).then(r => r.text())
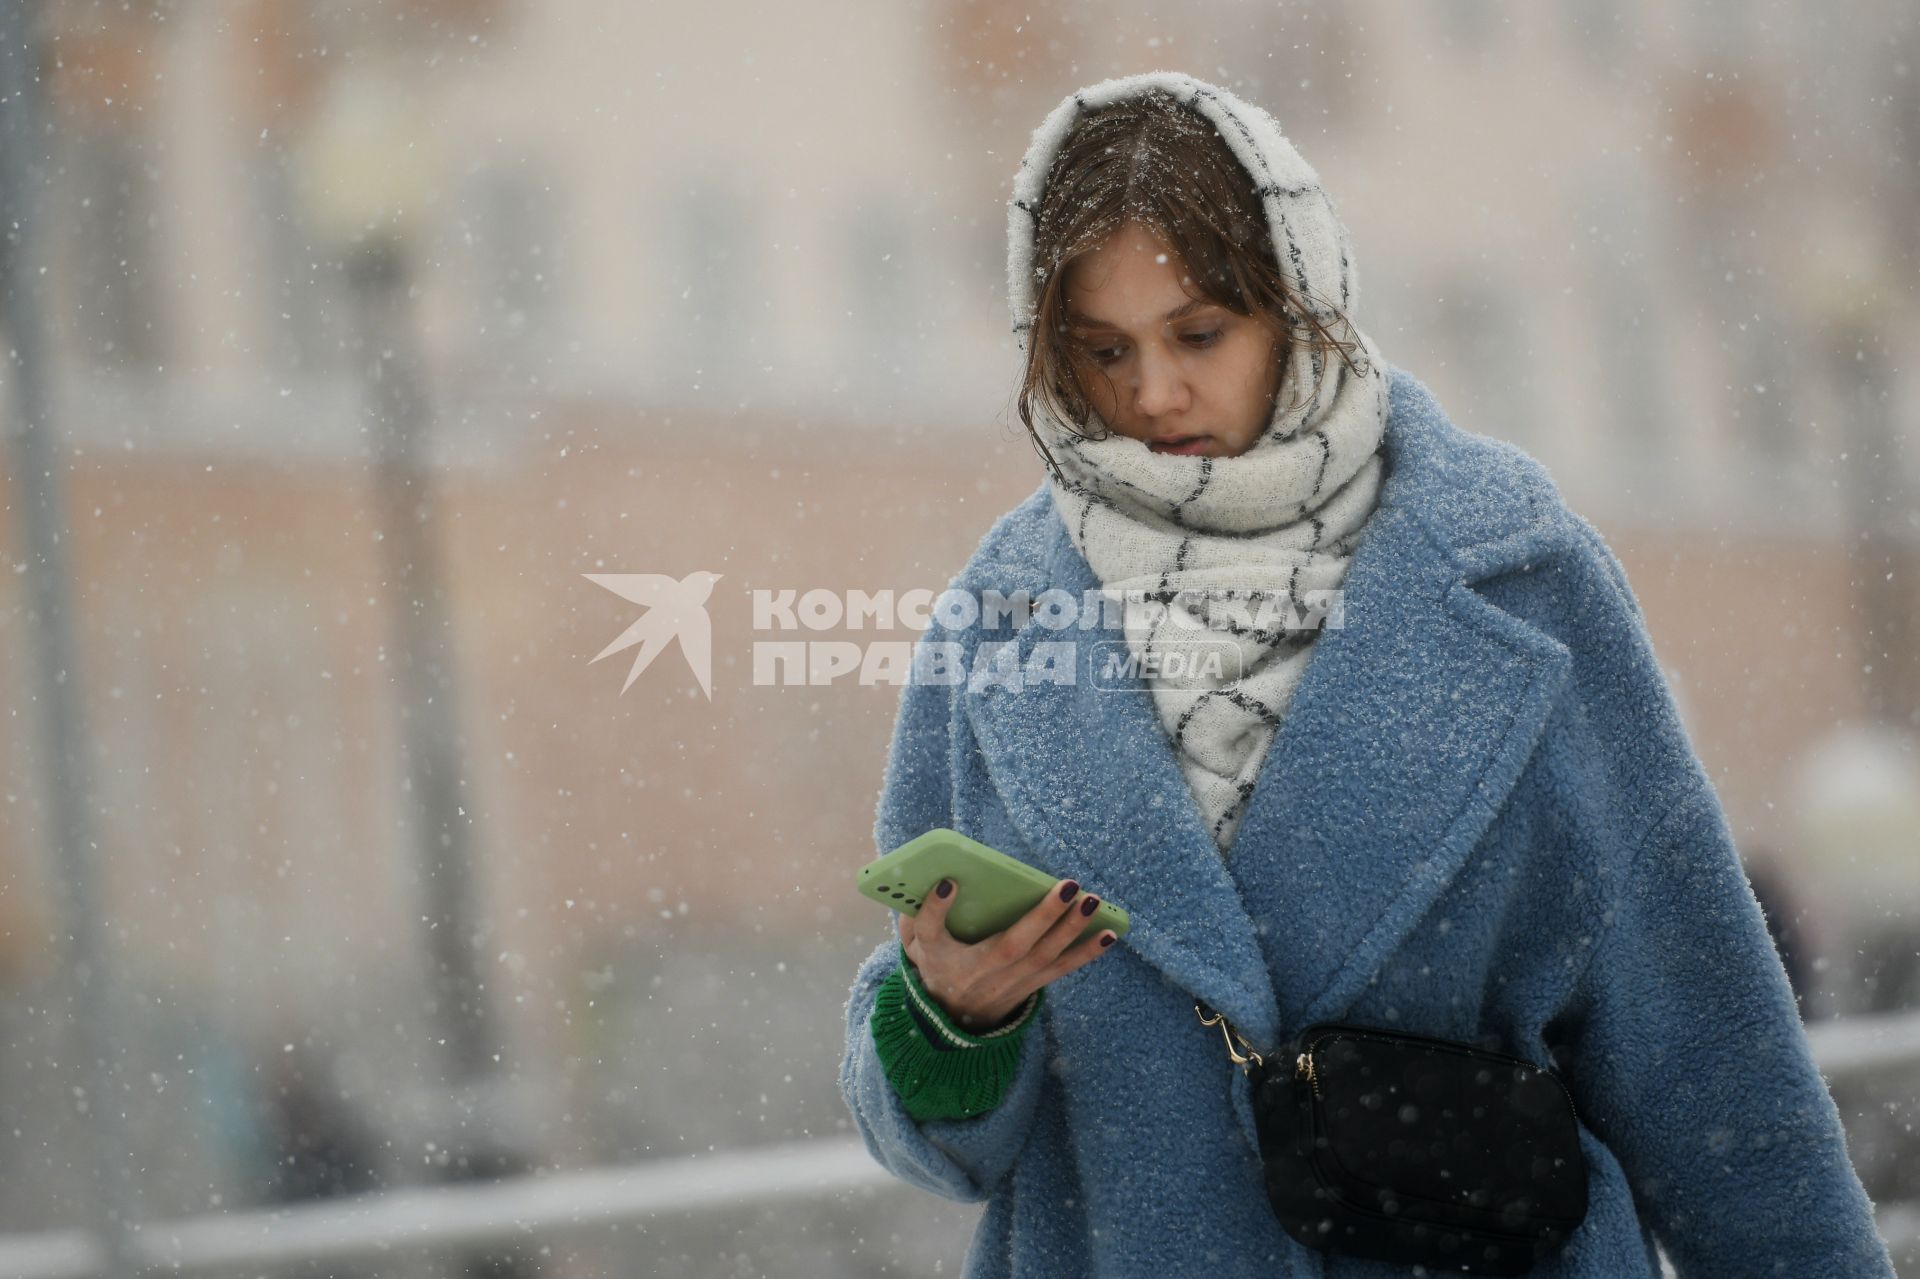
top-left (3, 1009), bottom-right (1917, 1279)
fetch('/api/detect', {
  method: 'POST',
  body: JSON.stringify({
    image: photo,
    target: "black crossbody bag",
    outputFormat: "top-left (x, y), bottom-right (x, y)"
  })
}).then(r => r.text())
top-left (1195, 1001), bottom-right (1589, 1275)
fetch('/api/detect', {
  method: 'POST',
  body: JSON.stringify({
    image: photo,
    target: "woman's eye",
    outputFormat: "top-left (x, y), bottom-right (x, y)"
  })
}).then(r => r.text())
top-left (1086, 331), bottom-right (1220, 365)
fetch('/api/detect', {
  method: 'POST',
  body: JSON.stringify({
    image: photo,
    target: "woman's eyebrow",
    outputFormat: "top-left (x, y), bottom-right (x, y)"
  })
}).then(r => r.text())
top-left (1066, 298), bottom-right (1215, 331)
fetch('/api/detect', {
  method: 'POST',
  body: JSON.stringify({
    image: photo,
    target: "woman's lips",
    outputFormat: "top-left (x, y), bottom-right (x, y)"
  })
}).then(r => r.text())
top-left (1148, 435), bottom-right (1210, 455)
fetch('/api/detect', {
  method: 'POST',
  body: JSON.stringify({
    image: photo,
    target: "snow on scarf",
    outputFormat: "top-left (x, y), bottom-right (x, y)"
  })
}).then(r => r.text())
top-left (1008, 71), bottom-right (1391, 854)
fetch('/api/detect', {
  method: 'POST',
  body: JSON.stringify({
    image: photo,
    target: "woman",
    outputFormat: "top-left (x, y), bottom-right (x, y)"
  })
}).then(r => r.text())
top-left (837, 70), bottom-right (1893, 1278)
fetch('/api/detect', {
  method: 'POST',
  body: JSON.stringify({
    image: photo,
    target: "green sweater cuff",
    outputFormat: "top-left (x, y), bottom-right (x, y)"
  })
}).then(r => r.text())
top-left (869, 944), bottom-right (1043, 1121)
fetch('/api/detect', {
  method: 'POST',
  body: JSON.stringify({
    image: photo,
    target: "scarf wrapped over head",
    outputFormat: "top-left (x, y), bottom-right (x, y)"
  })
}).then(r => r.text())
top-left (1007, 71), bottom-right (1391, 854)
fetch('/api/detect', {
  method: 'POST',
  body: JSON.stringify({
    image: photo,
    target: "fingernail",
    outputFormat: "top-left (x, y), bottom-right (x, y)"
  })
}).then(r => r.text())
top-left (1079, 895), bottom-right (1099, 917)
top-left (936, 879), bottom-right (952, 898)
top-left (1099, 933), bottom-right (1115, 948)
top-left (1058, 880), bottom-right (1079, 902)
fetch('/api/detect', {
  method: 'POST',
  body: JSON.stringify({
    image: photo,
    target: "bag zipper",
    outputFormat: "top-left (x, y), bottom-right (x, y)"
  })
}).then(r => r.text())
top-left (1294, 1026), bottom-right (1578, 1117)
top-left (1294, 1045), bottom-right (1319, 1098)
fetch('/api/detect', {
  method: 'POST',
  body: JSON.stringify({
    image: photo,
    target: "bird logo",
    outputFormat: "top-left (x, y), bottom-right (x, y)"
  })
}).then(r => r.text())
top-left (583, 570), bottom-right (723, 698)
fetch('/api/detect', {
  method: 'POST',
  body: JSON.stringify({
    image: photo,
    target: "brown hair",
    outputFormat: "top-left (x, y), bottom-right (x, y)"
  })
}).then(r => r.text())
top-left (1014, 88), bottom-right (1363, 479)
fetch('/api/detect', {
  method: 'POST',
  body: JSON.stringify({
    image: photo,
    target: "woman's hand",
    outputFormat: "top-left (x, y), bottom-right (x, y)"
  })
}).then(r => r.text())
top-left (897, 876), bottom-right (1117, 1031)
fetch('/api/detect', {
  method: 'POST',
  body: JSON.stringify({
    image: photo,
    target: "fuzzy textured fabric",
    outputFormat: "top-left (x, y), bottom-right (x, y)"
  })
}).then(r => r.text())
top-left (838, 364), bottom-right (1894, 1278)
top-left (1010, 70), bottom-right (1391, 853)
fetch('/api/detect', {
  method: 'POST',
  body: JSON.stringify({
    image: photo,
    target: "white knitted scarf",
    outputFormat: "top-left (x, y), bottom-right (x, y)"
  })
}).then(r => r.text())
top-left (1008, 72), bottom-right (1391, 854)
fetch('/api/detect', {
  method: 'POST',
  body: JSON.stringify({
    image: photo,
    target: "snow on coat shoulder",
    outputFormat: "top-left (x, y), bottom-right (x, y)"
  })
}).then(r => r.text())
top-left (837, 362), bottom-right (1895, 1278)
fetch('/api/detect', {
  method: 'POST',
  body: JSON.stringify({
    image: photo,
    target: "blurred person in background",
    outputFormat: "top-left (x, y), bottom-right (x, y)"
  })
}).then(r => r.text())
top-left (255, 1039), bottom-right (381, 1279)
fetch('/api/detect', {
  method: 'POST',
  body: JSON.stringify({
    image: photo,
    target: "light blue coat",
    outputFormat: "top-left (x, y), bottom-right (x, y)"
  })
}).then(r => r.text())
top-left (838, 366), bottom-right (1894, 1278)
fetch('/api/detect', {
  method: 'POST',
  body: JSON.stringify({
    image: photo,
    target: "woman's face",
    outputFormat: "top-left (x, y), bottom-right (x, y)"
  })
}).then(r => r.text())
top-left (1061, 221), bottom-right (1284, 459)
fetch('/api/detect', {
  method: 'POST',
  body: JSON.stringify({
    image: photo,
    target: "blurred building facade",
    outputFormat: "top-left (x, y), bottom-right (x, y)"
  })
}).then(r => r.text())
top-left (1, 0), bottom-right (1916, 1257)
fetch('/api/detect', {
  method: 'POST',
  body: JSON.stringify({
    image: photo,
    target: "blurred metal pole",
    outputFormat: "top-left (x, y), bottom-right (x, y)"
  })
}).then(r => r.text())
top-left (347, 240), bottom-right (497, 1077)
top-left (343, 239), bottom-right (540, 1279)
top-left (0, 4), bottom-right (139, 1277)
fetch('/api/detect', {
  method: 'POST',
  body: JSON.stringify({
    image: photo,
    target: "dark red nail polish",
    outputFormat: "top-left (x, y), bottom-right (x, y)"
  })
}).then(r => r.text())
top-left (1080, 895), bottom-right (1099, 917)
top-left (936, 879), bottom-right (952, 898)
top-left (1058, 880), bottom-right (1078, 902)
top-left (1099, 933), bottom-right (1115, 947)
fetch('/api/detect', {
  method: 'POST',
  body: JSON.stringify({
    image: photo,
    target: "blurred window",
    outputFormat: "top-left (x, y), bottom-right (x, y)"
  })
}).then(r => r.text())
top-left (457, 163), bottom-right (562, 356)
top-left (61, 126), bottom-right (165, 368)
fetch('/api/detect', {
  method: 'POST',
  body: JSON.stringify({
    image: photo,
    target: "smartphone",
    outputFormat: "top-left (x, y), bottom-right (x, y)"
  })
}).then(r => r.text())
top-left (856, 827), bottom-right (1131, 947)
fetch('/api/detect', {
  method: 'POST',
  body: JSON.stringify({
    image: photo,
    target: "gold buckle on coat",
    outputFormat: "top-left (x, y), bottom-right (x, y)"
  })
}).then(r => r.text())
top-left (1193, 1000), bottom-right (1263, 1071)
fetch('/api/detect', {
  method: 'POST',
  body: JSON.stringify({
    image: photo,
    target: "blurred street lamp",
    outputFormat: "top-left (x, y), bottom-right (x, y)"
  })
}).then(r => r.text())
top-left (289, 53), bottom-right (542, 1279)
top-left (289, 63), bottom-right (437, 259)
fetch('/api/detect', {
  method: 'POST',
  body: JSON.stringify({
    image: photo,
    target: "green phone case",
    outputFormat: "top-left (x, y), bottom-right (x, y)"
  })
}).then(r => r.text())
top-left (856, 827), bottom-right (1131, 947)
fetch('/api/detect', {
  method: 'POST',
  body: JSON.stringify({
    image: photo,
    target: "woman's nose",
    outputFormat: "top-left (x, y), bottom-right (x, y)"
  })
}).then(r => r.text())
top-left (1132, 345), bottom-right (1190, 417)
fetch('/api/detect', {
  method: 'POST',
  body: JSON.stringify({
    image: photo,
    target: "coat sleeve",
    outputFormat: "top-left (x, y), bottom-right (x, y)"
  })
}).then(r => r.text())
top-left (837, 634), bottom-right (1049, 1203)
top-left (1553, 526), bottom-right (1894, 1276)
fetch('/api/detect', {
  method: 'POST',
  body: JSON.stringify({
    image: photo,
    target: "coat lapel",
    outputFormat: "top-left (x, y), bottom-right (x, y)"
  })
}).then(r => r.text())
top-left (961, 369), bottom-right (1575, 1067)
